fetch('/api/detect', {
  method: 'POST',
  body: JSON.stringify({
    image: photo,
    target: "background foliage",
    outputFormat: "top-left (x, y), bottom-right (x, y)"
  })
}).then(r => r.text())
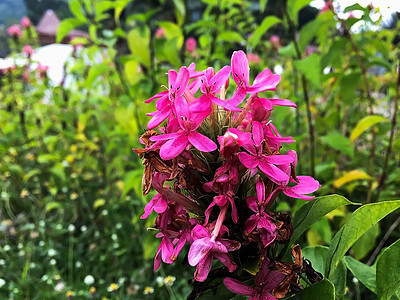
top-left (0, 0), bottom-right (399, 299)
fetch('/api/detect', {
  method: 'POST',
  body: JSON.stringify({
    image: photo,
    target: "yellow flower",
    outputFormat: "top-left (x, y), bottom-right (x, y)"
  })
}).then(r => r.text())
top-left (89, 286), bottom-right (96, 294)
top-left (164, 276), bottom-right (176, 286)
top-left (54, 274), bottom-right (61, 280)
top-left (65, 290), bottom-right (74, 297)
top-left (70, 193), bottom-right (78, 200)
top-left (25, 153), bottom-right (35, 161)
top-left (20, 189), bottom-right (29, 198)
top-left (143, 286), bottom-right (154, 295)
top-left (107, 283), bottom-right (118, 292)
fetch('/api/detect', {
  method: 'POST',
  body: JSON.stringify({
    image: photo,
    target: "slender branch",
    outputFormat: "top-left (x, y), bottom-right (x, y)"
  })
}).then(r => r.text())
top-left (283, 7), bottom-right (315, 177)
top-left (367, 214), bottom-right (400, 266)
top-left (374, 58), bottom-right (400, 201)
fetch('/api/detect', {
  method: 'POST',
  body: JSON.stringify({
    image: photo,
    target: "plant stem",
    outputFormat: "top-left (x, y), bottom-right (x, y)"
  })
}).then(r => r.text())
top-left (374, 58), bottom-right (400, 202)
top-left (283, 7), bottom-right (315, 177)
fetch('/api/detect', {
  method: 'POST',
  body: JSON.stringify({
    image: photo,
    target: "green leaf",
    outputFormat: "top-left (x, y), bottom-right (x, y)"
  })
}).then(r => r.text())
top-left (288, 279), bottom-right (335, 300)
top-left (123, 169), bottom-right (143, 197)
top-left (287, 0), bottom-right (312, 25)
top-left (330, 260), bottom-right (347, 298)
top-left (93, 199), bottom-right (106, 209)
top-left (95, 1), bottom-right (115, 15)
top-left (85, 63), bottom-right (113, 88)
top-left (69, 0), bottom-right (86, 22)
top-left (279, 42), bottom-right (297, 57)
top-left (248, 16), bottom-right (281, 48)
top-left (344, 3), bottom-right (367, 13)
top-left (127, 26), bottom-right (151, 67)
top-left (329, 201), bottom-right (400, 277)
top-left (350, 115), bottom-right (389, 142)
top-left (293, 53), bottom-right (321, 86)
top-left (217, 31), bottom-right (243, 43)
top-left (320, 132), bottom-right (354, 158)
top-left (302, 245), bottom-right (330, 276)
top-left (172, 0), bottom-right (186, 26)
top-left (352, 223), bottom-right (380, 260)
top-left (114, 0), bottom-right (130, 25)
top-left (124, 59), bottom-right (140, 85)
top-left (343, 256), bottom-right (377, 293)
top-left (56, 18), bottom-right (84, 43)
top-left (377, 238), bottom-right (400, 299)
top-left (290, 195), bottom-right (354, 246)
top-left (259, 0), bottom-right (268, 13)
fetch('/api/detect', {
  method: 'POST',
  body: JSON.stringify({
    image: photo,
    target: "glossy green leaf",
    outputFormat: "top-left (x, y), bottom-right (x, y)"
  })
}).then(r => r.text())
top-left (343, 256), bottom-right (377, 293)
top-left (290, 195), bottom-right (354, 245)
top-left (320, 132), bottom-right (354, 158)
top-left (56, 18), bottom-right (84, 43)
top-left (377, 238), bottom-right (400, 299)
top-left (288, 279), bottom-right (335, 300)
top-left (350, 115), bottom-right (389, 142)
top-left (114, 0), bottom-right (130, 25)
top-left (293, 53), bottom-right (321, 86)
top-left (302, 245), bottom-right (330, 276)
top-left (127, 26), bottom-right (151, 67)
top-left (330, 260), bottom-right (347, 298)
top-left (248, 16), bottom-right (281, 48)
top-left (287, 0), bottom-right (312, 25)
top-left (329, 201), bottom-right (400, 276)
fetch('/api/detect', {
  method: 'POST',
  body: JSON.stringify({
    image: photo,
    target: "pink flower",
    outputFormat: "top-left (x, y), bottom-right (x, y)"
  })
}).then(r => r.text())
top-left (247, 53), bottom-right (261, 65)
top-left (185, 37), bottom-right (197, 53)
top-left (37, 64), bottom-right (49, 79)
top-left (320, 1), bottom-right (333, 13)
top-left (21, 17), bottom-right (31, 28)
top-left (155, 27), bottom-right (166, 39)
top-left (145, 66), bottom-right (190, 129)
top-left (150, 106), bottom-right (217, 160)
top-left (229, 50), bottom-right (281, 108)
top-left (23, 45), bottom-right (34, 56)
top-left (7, 25), bottom-right (22, 38)
top-left (270, 35), bottom-right (280, 49)
top-left (237, 121), bottom-right (295, 184)
top-left (223, 258), bottom-right (285, 300)
top-left (188, 224), bottom-right (240, 282)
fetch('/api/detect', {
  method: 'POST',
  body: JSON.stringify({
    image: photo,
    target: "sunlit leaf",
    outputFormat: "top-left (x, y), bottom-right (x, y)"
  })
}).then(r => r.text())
top-left (320, 132), bottom-right (354, 158)
top-left (350, 115), bottom-right (389, 142)
top-left (288, 279), bottom-right (335, 299)
top-left (293, 53), bottom-right (321, 86)
top-left (56, 18), bottom-right (84, 43)
top-left (343, 256), bottom-right (377, 293)
top-left (248, 16), bottom-right (281, 48)
top-left (333, 170), bottom-right (372, 188)
top-left (377, 238), bottom-right (400, 299)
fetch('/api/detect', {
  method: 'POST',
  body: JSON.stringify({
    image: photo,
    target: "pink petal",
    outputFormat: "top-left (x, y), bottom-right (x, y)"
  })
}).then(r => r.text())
top-left (147, 105), bottom-right (172, 129)
top-left (258, 160), bottom-right (289, 185)
top-left (214, 253), bottom-right (237, 272)
top-left (190, 94), bottom-right (211, 113)
top-left (159, 135), bottom-right (189, 160)
top-left (269, 98), bottom-right (297, 108)
top-left (194, 254), bottom-right (213, 282)
top-left (238, 152), bottom-right (259, 169)
top-left (244, 214), bottom-right (259, 234)
top-left (188, 238), bottom-right (213, 266)
top-left (246, 196), bottom-right (258, 212)
top-left (231, 50), bottom-right (249, 87)
top-left (223, 278), bottom-right (254, 296)
top-left (209, 66), bottom-right (231, 94)
top-left (252, 121), bottom-right (264, 147)
top-left (145, 91), bottom-right (168, 103)
top-left (229, 88), bottom-right (247, 107)
top-left (153, 196), bottom-right (168, 214)
top-left (188, 132), bottom-right (217, 152)
top-left (192, 224), bottom-right (210, 240)
top-left (256, 178), bottom-right (266, 203)
top-left (247, 73), bottom-right (281, 93)
top-left (150, 132), bottom-right (182, 141)
top-left (141, 199), bottom-right (156, 219)
top-left (263, 154), bottom-right (294, 165)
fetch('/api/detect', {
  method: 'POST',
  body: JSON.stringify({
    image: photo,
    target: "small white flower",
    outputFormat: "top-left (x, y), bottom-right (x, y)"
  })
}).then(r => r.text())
top-left (102, 210), bottom-right (108, 216)
top-left (1, 192), bottom-right (8, 200)
top-left (18, 250), bottom-right (25, 256)
top-left (0, 259), bottom-right (5, 265)
top-left (39, 220), bottom-right (45, 227)
top-left (118, 277), bottom-right (126, 284)
top-left (352, 277), bottom-right (359, 284)
top-left (18, 243), bottom-right (23, 249)
top-left (323, 66), bottom-right (331, 75)
top-left (156, 276), bottom-right (164, 287)
top-left (30, 262), bottom-right (36, 268)
top-left (0, 278), bottom-right (6, 288)
top-left (55, 224), bottom-right (62, 230)
top-left (75, 261), bottom-right (82, 268)
top-left (111, 233), bottom-right (118, 241)
top-left (50, 259), bottom-right (57, 265)
top-left (55, 282), bottom-right (65, 292)
top-left (273, 64), bottom-right (283, 75)
top-left (39, 241), bottom-right (45, 247)
top-left (62, 160), bottom-right (69, 167)
top-left (41, 275), bottom-right (49, 281)
top-left (84, 275), bottom-right (95, 285)
top-left (68, 224), bottom-right (75, 233)
top-left (80, 225), bottom-right (87, 232)
top-left (116, 223), bottom-right (122, 229)
top-left (113, 243), bottom-right (119, 248)
top-left (3, 245), bottom-right (10, 251)
top-left (164, 276), bottom-right (176, 286)
top-left (143, 286), bottom-right (154, 295)
top-left (48, 249), bottom-right (57, 257)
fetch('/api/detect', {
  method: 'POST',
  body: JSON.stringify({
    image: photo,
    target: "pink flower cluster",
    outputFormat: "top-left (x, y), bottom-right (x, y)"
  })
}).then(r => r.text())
top-left (135, 50), bottom-right (320, 297)
top-left (7, 25), bottom-right (22, 38)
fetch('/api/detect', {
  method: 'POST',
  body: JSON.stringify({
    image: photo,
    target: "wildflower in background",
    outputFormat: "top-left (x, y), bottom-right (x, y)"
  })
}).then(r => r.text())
top-left (320, 1), bottom-right (333, 13)
top-left (247, 53), bottom-right (261, 65)
top-left (0, 278), bottom-right (5, 288)
top-left (164, 276), bottom-right (176, 286)
top-left (143, 286), bottom-right (154, 295)
top-left (155, 27), bottom-right (165, 39)
top-left (68, 224), bottom-right (76, 233)
top-left (65, 290), bottom-right (74, 298)
top-left (23, 45), bottom-right (34, 57)
top-left (89, 286), bottom-right (96, 295)
top-left (7, 24), bottom-right (22, 38)
top-left (55, 282), bottom-right (65, 292)
top-left (185, 37), bottom-right (197, 53)
top-left (84, 275), bottom-right (95, 285)
top-left (156, 276), bottom-right (164, 286)
top-left (20, 189), bottom-right (29, 198)
top-left (270, 35), bottom-right (280, 50)
top-left (107, 283), bottom-right (119, 292)
top-left (70, 192), bottom-right (78, 200)
top-left (37, 64), bottom-right (49, 79)
top-left (50, 259), bottom-right (56, 265)
top-left (48, 249), bottom-right (57, 256)
top-left (21, 16), bottom-right (31, 28)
